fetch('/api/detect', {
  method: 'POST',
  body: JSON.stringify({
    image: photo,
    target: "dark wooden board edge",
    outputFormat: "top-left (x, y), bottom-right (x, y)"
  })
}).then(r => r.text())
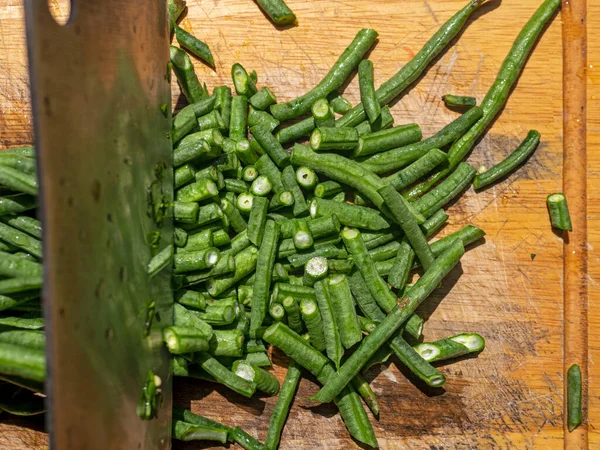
top-left (562, 0), bottom-right (588, 447)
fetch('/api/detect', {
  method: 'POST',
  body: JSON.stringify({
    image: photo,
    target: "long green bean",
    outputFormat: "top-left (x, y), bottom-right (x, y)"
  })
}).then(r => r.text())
top-left (407, 0), bottom-right (561, 200)
top-left (312, 240), bottom-right (464, 403)
top-left (336, 0), bottom-right (486, 129)
top-left (264, 360), bottom-right (302, 450)
top-left (270, 29), bottom-right (378, 120)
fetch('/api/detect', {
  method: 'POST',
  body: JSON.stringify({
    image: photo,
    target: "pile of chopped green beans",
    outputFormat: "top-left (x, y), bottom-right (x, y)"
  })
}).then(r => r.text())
top-left (0, 145), bottom-right (46, 416)
top-left (0, 0), bottom-right (565, 447)
top-left (160, 0), bottom-right (562, 446)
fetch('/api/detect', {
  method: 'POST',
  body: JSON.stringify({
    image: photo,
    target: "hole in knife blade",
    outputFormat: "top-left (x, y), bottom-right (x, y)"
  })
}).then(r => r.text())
top-left (47, 0), bottom-right (72, 26)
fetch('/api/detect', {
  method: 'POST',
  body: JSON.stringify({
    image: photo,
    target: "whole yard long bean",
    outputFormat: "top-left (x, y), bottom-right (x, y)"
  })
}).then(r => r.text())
top-left (0, 251), bottom-right (42, 278)
top-left (336, 0), bottom-right (486, 129)
top-left (0, 166), bottom-right (37, 196)
top-left (270, 29), bottom-right (378, 120)
top-left (0, 223), bottom-right (42, 258)
top-left (0, 342), bottom-right (45, 382)
top-left (407, 0), bottom-right (561, 200)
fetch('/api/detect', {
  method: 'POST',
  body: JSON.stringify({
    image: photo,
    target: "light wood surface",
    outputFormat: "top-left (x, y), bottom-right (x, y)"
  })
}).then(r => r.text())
top-left (0, 0), bottom-right (598, 448)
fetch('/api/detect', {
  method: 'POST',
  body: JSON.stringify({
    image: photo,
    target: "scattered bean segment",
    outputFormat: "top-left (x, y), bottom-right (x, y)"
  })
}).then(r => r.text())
top-left (567, 364), bottom-right (582, 432)
top-left (0, 0), bottom-right (564, 447)
top-left (547, 193), bottom-right (573, 231)
top-left (254, 0), bottom-right (297, 26)
top-left (442, 94), bottom-right (476, 109)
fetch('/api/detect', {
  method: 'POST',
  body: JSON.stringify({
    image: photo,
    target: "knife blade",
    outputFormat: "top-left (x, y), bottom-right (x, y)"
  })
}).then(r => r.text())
top-left (24, 1), bottom-right (173, 448)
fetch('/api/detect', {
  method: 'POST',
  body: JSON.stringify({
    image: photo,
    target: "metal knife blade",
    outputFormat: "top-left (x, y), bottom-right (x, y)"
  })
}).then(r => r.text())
top-left (24, 1), bottom-right (173, 448)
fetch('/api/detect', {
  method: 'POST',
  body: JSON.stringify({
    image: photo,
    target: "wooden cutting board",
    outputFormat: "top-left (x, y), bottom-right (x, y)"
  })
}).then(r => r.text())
top-left (1, 0), bottom-right (599, 448)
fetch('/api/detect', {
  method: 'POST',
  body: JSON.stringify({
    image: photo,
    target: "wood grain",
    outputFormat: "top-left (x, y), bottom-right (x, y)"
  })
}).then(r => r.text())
top-left (0, 0), bottom-right (597, 448)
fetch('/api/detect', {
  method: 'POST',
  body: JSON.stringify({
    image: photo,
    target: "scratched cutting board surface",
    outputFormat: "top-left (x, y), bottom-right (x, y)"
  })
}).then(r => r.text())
top-left (0, 0), bottom-right (599, 449)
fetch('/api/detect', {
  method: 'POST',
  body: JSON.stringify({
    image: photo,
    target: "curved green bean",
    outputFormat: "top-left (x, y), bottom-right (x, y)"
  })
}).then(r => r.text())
top-left (270, 29), bottom-right (378, 120)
